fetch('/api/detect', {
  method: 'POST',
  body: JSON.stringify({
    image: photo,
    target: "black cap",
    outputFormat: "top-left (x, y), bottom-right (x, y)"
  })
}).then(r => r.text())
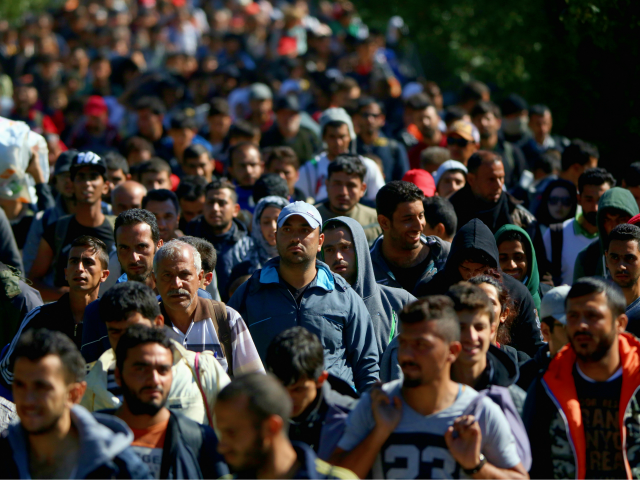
top-left (274, 95), bottom-right (300, 112)
top-left (170, 111), bottom-right (198, 130)
top-left (53, 150), bottom-right (80, 176)
top-left (500, 94), bottom-right (528, 116)
top-left (69, 151), bottom-right (107, 180)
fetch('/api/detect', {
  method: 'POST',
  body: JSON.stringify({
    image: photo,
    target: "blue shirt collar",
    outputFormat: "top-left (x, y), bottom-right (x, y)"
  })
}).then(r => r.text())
top-left (259, 260), bottom-right (334, 291)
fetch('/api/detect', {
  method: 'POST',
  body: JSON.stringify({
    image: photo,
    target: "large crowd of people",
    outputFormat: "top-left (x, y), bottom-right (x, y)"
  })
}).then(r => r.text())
top-left (1, 0), bottom-right (640, 479)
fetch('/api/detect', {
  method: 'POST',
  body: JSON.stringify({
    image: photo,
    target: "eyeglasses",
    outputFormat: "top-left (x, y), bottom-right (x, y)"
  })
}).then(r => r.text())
top-left (548, 196), bottom-right (572, 207)
top-left (359, 112), bottom-right (381, 119)
top-left (447, 136), bottom-right (470, 147)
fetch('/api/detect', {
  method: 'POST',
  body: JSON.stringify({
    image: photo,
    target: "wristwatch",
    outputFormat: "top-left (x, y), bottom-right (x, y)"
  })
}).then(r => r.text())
top-left (463, 453), bottom-right (487, 475)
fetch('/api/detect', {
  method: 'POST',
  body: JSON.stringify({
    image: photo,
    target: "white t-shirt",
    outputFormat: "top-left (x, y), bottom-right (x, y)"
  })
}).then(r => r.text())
top-left (337, 380), bottom-right (521, 479)
top-left (296, 152), bottom-right (385, 203)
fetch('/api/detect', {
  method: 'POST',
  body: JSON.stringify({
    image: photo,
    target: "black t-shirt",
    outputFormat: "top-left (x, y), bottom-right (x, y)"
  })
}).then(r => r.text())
top-left (283, 279), bottom-right (312, 306)
top-left (43, 215), bottom-right (115, 287)
top-left (387, 251), bottom-right (433, 293)
top-left (573, 365), bottom-right (625, 479)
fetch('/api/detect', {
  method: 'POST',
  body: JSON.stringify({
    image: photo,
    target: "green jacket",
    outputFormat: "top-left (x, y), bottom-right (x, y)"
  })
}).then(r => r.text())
top-left (495, 224), bottom-right (541, 312)
top-left (573, 187), bottom-right (639, 282)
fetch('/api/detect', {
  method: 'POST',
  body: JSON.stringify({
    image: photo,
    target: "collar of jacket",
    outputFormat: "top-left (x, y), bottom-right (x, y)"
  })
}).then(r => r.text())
top-left (542, 332), bottom-right (640, 479)
top-left (259, 258), bottom-right (335, 292)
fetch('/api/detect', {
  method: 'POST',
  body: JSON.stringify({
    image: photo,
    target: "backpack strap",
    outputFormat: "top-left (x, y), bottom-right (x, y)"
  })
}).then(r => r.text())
top-left (193, 352), bottom-right (214, 427)
top-left (549, 223), bottom-right (564, 285)
top-left (207, 299), bottom-right (233, 377)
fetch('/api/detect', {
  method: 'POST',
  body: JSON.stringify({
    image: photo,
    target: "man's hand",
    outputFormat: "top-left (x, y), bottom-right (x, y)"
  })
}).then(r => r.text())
top-left (444, 415), bottom-right (482, 470)
top-left (26, 147), bottom-right (45, 185)
top-left (371, 386), bottom-right (402, 435)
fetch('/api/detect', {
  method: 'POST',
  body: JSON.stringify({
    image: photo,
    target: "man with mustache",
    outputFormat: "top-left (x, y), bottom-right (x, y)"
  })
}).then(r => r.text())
top-left (606, 224), bottom-right (640, 337)
top-left (0, 236), bottom-right (109, 389)
top-left (228, 202), bottom-right (379, 392)
top-left (543, 168), bottom-right (615, 285)
top-left (524, 277), bottom-right (640, 479)
top-left (331, 296), bottom-right (527, 479)
top-left (155, 239), bottom-right (263, 376)
top-left (110, 324), bottom-right (229, 479)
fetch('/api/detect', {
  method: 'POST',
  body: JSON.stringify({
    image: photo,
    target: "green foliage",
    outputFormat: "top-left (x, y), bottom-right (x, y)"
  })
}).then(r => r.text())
top-left (0, 0), bottom-right (64, 25)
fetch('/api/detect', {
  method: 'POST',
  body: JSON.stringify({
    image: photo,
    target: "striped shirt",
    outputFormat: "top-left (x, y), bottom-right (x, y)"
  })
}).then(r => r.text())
top-left (161, 296), bottom-right (264, 376)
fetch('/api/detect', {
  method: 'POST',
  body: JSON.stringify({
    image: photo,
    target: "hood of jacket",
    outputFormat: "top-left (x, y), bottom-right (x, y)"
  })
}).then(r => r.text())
top-left (494, 224), bottom-right (541, 311)
top-left (483, 344), bottom-right (520, 388)
top-left (251, 196), bottom-right (290, 265)
top-left (322, 216), bottom-right (415, 351)
top-left (442, 218), bottom-right (499, 284)
top-left (596, 187), bottom-right (639, 250)
top-left (7, 405), bottom-right (134, 479)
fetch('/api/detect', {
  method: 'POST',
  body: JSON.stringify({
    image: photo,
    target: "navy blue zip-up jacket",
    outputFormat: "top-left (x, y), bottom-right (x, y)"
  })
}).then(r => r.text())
top-left (228, 257), bottom-right (379, 392)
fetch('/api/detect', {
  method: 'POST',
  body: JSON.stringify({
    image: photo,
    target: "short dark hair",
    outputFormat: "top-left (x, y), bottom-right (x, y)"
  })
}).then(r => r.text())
top-left (606, 223), bottom-right (640, 251)
top-left (228, 120), bottom-right (259, 140)
top-left (322, 120), bottom-right (349, 136)
top-left (423, 197), bottom-right (457, 237)
top-left (99, 282), bottom-right (161, 323)
top-left (123, 136), bottom-right (154, 157)
top-left (208, 98), bottom-right (230, 117)
top-left (578, 167), bottom-right (616, 194)
top-left (183, 144), bottom-right (209, 161)
top-left (404, 93), bottom-right (432, 111)
top-left (529, 104), bottom-right (551, 117)
top-left (266, 327), bottom-right (324, 386)
top-left (447, 282), bottom-right (494, 325)
top-left (443, 105), bottom-right (467, 125)
top-left (180, 236), bottom-right (217, 273)
top-left (217, 373), bottom-right (293, 427)
top-left (14, 329), bottom-right (86, 383)
top-left (460, 81), bottom-right (489, 103)
top-left (467, 151), bottom-right (503, 175)
top-left (253, 174), bottom-right (289, 203)
top-left (327, 155), bottom-right (366, 182)
top-left (104, 151), bottom-right (129, 175)
top-left (205, 178), bottom-right (238, 204)
top-left (496, 229), bottom-right (527, 248)
top-left (142, 189), bottom-right (180, 214)
top-left (562, 139), bottom-right (599, 172)
top-left (264, 146), bottom-right (300, 170)
top-left (535, 151), bottom-right (561, 175)
top-left (355, 96), bottom-right (384, 115)
top-left (70, 235), bottom-right (109, 270)
top-left (470, 100), bottom-right (501, 119)
top-left (567, 277), bottom-right (626, 320)
top-left (137, 158), bottom-right (172, 176)
top-left (135, 96), bottom-right (166, 115)
top-left (376, 180), bottom-right (425, 220)
top-left (624, 162), bottom-right (640, 188)
top-left (176, 175), bottom-right (207, 201)
top-left (115, 324), bottom-right (174, 374)
top-left (399, 296), bottom-right (461, 343)
top-left (229, 141), bottom-right (260, 168)
top-left (114, 208), bottom-right (161, 245)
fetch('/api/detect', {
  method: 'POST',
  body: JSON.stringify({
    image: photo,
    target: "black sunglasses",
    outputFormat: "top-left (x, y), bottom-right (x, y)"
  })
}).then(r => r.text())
top-left (447, 136), bottom-right (469, 147)
top-left (548, 196), bottom-right (572, 207)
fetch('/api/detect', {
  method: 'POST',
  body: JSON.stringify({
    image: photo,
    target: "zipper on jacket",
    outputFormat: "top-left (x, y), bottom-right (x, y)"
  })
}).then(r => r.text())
top-left (621, 384), bottom-right (640, 478)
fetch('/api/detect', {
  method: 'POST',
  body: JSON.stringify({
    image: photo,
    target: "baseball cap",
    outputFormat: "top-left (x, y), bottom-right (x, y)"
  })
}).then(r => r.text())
top-left (540, 285), bottom-right (571, 325)
top-left (432, 160), bottom-right (468, 186)
top-left (277, 201), bottom-right (322, 230)
top-left (249, 83), bottom-right (273, 101)
top-left (447, 120), bottom-right (480, 144)
top-left (69, 151), bottom-right (107, 179)
top-left (629, 214), bottom-right (640, 227)
top-left (501, 94), bottom-right (528, 117)
top-left (53, 150), bottom-right (80, 176)
top-left (274, 95), bottom-right (300, 112)
top-left (402, 169), bottom-right (436, 197)
top-left (84, 95), bottom-right (108, 116)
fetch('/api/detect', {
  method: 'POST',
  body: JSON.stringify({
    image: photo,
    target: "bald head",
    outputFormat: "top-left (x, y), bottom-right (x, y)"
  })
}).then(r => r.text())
top-left (112, 181), bottom-right (148, 215)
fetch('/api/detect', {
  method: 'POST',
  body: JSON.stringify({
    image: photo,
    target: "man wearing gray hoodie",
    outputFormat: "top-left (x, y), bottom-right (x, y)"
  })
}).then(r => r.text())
top-left (322, 217), bottom-right (416, 354)
top-left (1, 329), bottom-right (148, 479)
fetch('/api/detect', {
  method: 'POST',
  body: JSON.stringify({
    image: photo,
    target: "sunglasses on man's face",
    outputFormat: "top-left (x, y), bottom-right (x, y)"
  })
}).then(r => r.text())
top-left (447, 136), bottom-right (469, 147)
top-left (359, 112), bottom-right (381, 119)
top-left (548, 196), bottom-right (572, 207)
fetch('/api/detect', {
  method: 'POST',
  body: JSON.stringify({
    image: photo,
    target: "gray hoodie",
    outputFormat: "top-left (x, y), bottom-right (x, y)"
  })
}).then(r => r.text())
top-left (323, 217), bottom-right (416, 354)
top-left (5, 405), bottom-right (148, 479)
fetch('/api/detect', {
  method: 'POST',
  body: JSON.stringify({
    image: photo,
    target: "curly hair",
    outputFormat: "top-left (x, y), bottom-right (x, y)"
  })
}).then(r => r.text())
top-left (469, 270), bottom-right (518, 345)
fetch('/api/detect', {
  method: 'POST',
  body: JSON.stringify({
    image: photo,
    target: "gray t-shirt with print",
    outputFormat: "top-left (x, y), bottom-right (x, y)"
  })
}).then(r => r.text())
top-left (337, 380), bottom-right (521, 479)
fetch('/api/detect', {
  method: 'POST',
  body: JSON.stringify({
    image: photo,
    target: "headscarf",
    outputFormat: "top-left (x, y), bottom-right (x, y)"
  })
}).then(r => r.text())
top-left (534, 179), bottom-right (577, 227)
top-left (250, 196), bottom-right (290, 265)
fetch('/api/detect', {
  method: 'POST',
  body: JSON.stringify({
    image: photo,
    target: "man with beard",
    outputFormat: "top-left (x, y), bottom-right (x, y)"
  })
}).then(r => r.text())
top-left (215, 373), bottom-right (357, 479)
top-left (369, 181), bottom-right (450, 296)
top-left (605, 224), bottom-right (640, 336)
top-left (228, 202), bottom-right (379, 392)
top-left (524, 277), bottom-right (640, 479)
top-left (543, 168), bottom-right (614, 285)
top-left (331, 296), bottom-right (527, 479)
top-left (155, 240), bottom-right (264, 376)
top-left (2, 329), bottom-right (148, 478)
top-left (315, 156), bottom-right (382, 246)
top-left (111, 325), bottom-right (229, 479)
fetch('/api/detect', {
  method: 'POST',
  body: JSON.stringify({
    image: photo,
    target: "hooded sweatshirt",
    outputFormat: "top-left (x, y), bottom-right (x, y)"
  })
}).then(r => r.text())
top-left (495, 224), bottom-right (542, 311)
top-left (416, 219), bottom-right (543, 357)
top-left (573, 187), bottom-right (639, 282)
top-left (1, 405), bottom-right (149, 479)
top-left (250, 196), bottom-right (290, 265)
top-left (322, 217), bottom-right (416, 354)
